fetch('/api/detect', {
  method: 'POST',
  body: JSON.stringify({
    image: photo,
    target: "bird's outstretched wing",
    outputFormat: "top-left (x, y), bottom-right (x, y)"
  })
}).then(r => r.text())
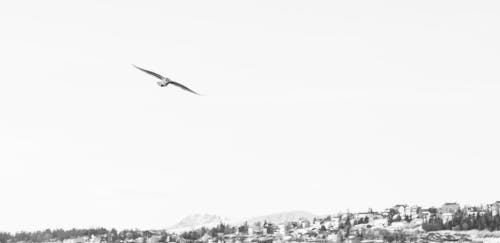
top-left (169, 81), bottom-right (200, 95)
top-left (133, 65), bottom-right (165, 80)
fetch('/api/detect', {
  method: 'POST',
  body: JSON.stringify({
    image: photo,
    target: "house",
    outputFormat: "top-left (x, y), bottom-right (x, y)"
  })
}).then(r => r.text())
top-left (382, 208), bottom-right (391, 217)
top-left (410, 205), bottom-right (421, 218)
top-left (324, 216), bottom-right (340, 230)
top-left (419, 210), bottom-right (432, 222)
top-left (198, 234), bottom-right (212, 243)
top-left (441, 213), bottom-right (453, 223)
top-left (146, 235), bottom-right (162, 243)
top-left (277, 225), bottom-right (286, 236)
top-left (299, 219), bottom-right (311, 228)
top-left (247, 226), bottom-right (253, 236)
top-left (393, 204), bottom-right (409, 217)
top-left (465, 206), bottom-right (487, 217)
top-left (354, 212), bottom-right (373, 221)
top-left (488, 201), bottom-right (500, 215)
top-left (441, 203), bottom-right (460, 214)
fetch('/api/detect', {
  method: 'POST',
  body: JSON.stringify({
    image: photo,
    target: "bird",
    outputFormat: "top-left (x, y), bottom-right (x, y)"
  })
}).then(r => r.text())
top-left (133, 64), bottom-right (200, 95)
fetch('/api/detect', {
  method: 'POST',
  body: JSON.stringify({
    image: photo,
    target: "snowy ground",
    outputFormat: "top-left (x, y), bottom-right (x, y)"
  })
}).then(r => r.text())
top-left (435, 230), bottom-right (500, 243)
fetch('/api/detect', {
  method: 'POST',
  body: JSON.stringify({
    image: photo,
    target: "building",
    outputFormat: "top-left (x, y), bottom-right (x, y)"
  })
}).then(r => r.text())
top-left (247, 227), bottom-right (254, 236)
top-left (488, 201), bottom-right (500, 215)
top-left (441, 213), bottom-right (454, 223)
top-left (441, 203), bottom-right (460, 214)
top-left (146, 236), bottom-right (162, 243)
top-left (278, 225), bottom-right (286, 236)
top-left (354, 211), bottom-right (382, 222)
top-left (419, 210), bottom-right (432, 222)
top-left (392, 204), bottom-right (409, 217)
top-left (382, 208), bottom-right (391, 217)
top-left (409, 205), bottom-right (421, 218)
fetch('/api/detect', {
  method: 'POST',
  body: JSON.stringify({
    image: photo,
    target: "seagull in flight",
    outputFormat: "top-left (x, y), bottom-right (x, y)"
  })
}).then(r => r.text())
top-left (133, 65), bottom-right (200, 95)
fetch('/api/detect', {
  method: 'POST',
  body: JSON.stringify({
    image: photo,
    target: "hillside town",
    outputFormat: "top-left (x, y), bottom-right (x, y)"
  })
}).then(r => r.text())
top-left (2, 202), bottom-right (500, 243)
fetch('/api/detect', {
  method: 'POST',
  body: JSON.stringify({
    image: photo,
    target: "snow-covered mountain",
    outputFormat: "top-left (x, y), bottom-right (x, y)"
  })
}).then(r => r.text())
top-left (245, 210), bottom-right (316, 225)
top-left (168, 214), bottom-right (230, 232)
top-left (168, 210), bottom-right (316, 232)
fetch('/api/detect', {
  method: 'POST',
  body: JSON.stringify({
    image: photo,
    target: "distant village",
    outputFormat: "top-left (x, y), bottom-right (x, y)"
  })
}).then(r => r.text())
top-left (2, 201), bottom-right (500, 243)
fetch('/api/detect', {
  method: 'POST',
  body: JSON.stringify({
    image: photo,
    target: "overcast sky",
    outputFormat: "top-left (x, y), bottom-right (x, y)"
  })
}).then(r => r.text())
top-left (1, 0), bottom-right (500, 233)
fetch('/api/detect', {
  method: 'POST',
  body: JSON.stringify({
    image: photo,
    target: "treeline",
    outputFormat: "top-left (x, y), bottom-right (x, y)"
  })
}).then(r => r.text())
top-left (180, 223), bottom-right (239, 241)
top-left (0, 228), bottom-right (166, 243)
top-left (423, 210), bottom-right (500, 231)
top-left (179, 221), bottom-right (280, 241)
top-left (0, 228), bottom-right (103, 243)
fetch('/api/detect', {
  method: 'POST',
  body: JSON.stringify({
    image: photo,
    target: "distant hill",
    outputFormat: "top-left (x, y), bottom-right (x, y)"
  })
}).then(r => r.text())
top-left (168, 214), bottom-right (229, 232)
top-left (168, 210), bottom-right (316, 232)
top-left (245, 210), bottom-right (316, 225)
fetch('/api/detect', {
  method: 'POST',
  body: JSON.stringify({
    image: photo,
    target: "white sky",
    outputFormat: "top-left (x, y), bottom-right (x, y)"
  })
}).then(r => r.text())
top-left (1, 0), bottom-right (500, 233)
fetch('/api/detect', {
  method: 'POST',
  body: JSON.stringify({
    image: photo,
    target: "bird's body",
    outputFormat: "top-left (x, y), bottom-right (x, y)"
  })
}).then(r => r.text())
top-left (157, 79), bottom-right (170, 87)
top-left (133, 65), bottom-right (200, 95)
